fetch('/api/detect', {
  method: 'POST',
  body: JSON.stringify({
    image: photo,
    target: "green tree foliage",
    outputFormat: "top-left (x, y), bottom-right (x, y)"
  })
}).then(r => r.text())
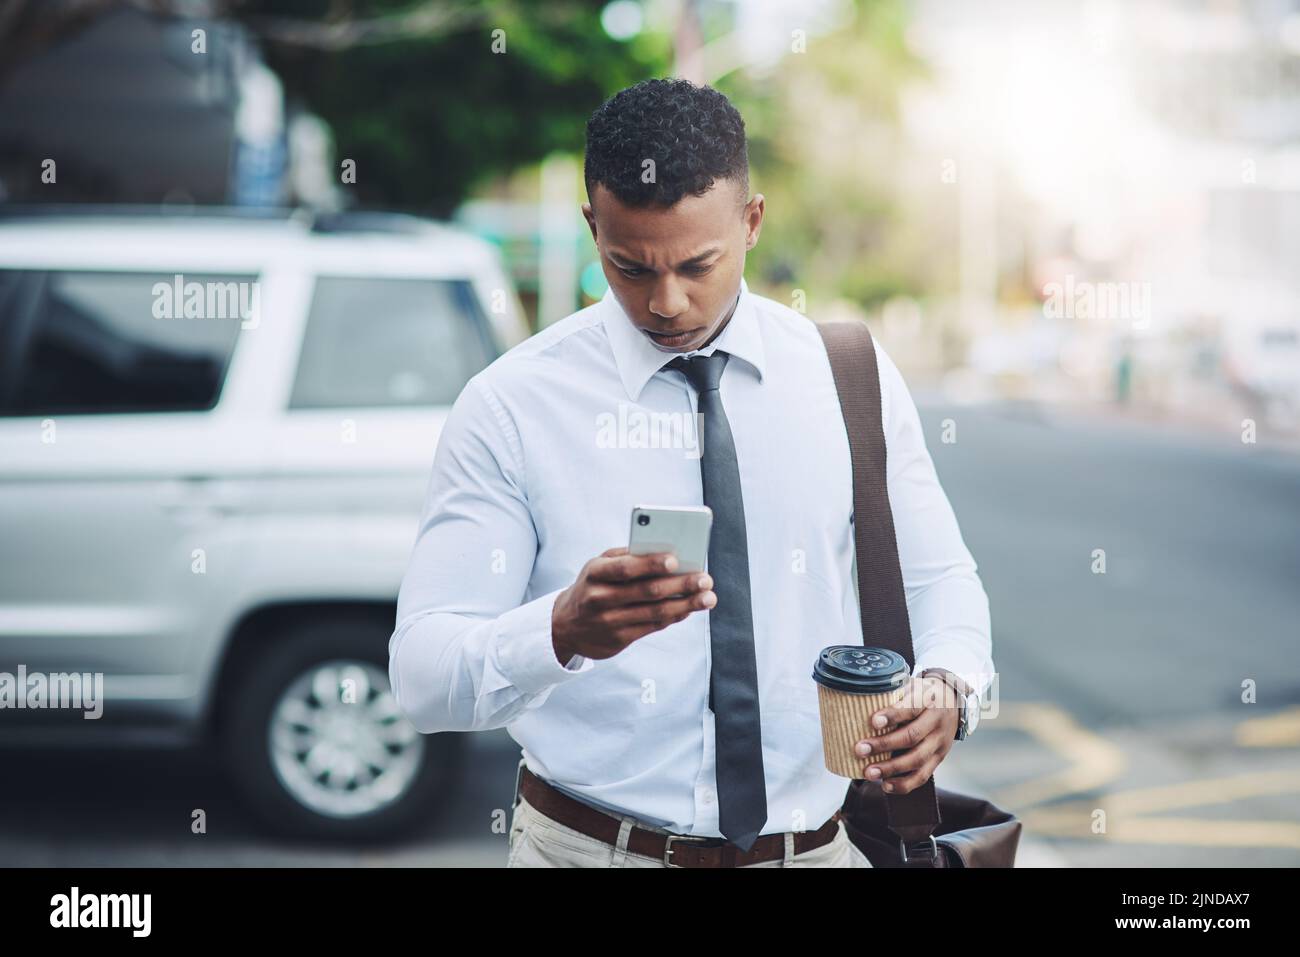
top-left (719, 0), bottom-right (936, 309)
top-left (244, 0), bottom-right (669, 215)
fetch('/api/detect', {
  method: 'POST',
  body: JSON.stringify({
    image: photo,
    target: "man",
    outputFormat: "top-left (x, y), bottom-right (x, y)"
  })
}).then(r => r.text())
top-left (389, 77), bottom-right (993, 868)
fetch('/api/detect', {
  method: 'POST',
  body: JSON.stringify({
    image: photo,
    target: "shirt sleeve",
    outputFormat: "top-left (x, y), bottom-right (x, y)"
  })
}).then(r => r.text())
top-left (873, 341), bottom-right (995, 704)
top-left (388, 375), bottom-right (599, 734)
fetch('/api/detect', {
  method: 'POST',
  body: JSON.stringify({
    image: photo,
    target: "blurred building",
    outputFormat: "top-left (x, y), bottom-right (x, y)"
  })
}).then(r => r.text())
top-left (0, 5), bottom-right (339, 210)
top-left (1129, 0), bottom-right (1300, 424)
top-left (904, 0), bottom-right (1300, 429)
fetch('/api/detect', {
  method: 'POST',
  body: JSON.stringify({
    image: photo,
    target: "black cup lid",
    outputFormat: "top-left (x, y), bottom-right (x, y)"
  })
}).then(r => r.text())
top-left (812, 646), bottom-right (910, 694)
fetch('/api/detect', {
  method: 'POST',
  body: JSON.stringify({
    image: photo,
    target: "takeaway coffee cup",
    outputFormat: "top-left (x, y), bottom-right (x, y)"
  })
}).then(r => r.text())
top-left (812, 646), bottom-right (911, 778)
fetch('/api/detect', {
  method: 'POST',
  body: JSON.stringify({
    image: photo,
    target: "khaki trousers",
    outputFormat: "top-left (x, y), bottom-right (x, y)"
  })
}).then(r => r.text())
top-left (506, 793), bottom-right (873, 868)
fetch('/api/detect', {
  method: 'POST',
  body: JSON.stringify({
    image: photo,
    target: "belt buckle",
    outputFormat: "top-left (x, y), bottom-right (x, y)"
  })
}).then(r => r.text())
top-left (663, 833), bottom-right (719, 868)
top-left (512, 757), bottom-right (526, 809)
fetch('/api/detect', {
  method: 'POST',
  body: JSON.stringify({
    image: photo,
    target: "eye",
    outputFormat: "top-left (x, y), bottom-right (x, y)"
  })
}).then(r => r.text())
top-left (683, 264), bottom-right (714, 276)
top-left (617, 266), bottom-right (647, 278)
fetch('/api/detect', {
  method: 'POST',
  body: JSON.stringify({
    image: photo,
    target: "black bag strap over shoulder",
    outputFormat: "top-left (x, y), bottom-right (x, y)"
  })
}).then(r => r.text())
top-left (813, 319), bottom-right (942, 848)
top-left (814, 318), bottom-right (1021, 867)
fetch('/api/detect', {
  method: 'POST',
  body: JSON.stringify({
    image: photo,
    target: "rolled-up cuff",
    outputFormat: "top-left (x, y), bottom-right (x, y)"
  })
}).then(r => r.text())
top-left (494, 587), bottom-right (598, 695)
top-left (913, 648), bottom-right (993, 704)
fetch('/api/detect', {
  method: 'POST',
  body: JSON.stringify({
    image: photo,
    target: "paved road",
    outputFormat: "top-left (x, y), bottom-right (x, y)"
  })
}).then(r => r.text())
top-left (2, 398), bottom-right (1296, 866)
top-left (0, 731), bottom-right (520, 867)
top-left (926, 396), bottom-right (1300, 866)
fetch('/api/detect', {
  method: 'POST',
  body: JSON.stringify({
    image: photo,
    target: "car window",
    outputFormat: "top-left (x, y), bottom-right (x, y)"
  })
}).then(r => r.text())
top-left (288, 277), bottom-right (496, 410)
top-left (0, 269), bottom-right (250, 416)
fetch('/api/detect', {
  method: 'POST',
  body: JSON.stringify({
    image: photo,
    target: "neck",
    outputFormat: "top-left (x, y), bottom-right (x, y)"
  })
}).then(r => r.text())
top-left (698, 285), bottom-right (742, 351)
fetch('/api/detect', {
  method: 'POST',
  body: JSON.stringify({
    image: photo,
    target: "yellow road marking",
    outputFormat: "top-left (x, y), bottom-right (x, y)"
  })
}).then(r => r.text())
top-left (977, 704), bottom-right (1300, 850)
top-left (1236, 706), bottom-right (1300, 748)
top-left (1020, 805), bottom-right (1300, 848)
top-left (983, 702), bottom-right (1126, 808)
top-left (1083, 769), bottom-right (1300, 815)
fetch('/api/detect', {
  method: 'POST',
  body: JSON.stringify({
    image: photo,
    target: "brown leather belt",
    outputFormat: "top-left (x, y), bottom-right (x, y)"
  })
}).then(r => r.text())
top-left (517, 766), bottom-right (843, 867)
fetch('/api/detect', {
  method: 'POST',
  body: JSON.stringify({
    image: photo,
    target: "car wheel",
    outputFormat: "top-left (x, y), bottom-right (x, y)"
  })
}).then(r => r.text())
top-left (219, 616), bottom-right (461, 842)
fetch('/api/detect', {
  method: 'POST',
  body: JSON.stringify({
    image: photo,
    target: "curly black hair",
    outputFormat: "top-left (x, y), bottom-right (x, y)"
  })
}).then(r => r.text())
top-left (584, 77), bottom-right (749, 213)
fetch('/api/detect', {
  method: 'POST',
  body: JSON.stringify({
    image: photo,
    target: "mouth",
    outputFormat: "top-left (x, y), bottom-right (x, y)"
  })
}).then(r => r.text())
top-left (644, 326), bottom-right (704, 348)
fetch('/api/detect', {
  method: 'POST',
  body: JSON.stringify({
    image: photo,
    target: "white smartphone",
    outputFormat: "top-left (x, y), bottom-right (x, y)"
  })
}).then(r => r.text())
top-left (628, 505), bottom-right (713, 574)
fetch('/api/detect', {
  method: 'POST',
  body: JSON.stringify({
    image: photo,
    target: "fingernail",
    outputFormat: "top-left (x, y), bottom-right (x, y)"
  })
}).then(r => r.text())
top-left (664, 555), bottom-right (678, 571)
top-left (698, 575), bottom-right (711, 589)
top-left (882, 783), bottom-right (893, 792)
top-left (701, 592), bottom-right (716, 607)
top-left (874, 715), bottom-right (887, 727)
top-left (856, 741), bottom-right (872, 755)
top-left (867, 767), bottom-right (881, 779)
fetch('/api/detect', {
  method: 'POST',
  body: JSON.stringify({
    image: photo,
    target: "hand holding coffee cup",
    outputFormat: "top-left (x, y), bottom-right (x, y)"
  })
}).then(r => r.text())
top-left (811, 646), bottom-right (911, 778)
top-left (851, 671), bottom-right (967, 794)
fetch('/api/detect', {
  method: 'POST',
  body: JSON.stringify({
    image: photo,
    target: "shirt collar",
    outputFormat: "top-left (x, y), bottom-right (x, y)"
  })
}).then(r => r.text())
top-left (600, 276), bottom-right (766, 402)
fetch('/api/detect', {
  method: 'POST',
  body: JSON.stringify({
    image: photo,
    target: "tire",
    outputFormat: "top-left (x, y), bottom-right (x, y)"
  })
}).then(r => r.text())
top-left (219, 615), bottom-right (462, 842)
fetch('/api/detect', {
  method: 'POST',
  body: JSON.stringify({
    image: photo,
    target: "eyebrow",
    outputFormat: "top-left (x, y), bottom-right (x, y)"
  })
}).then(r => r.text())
top-left (607, 246), bottom-right (722, 269)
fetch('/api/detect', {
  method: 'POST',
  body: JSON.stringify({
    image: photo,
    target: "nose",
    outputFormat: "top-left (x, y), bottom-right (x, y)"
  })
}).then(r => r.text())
top-left (647, 275), bottom-right (689, 322)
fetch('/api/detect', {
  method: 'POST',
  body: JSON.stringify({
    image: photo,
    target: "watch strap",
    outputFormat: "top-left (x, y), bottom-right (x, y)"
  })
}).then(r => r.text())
top-left (921, 668), bottom-right (971, 740)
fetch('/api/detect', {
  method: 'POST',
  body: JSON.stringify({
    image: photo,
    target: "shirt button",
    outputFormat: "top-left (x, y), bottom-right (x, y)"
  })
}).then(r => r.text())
top-left (701, 789), bottom-right (715, 805)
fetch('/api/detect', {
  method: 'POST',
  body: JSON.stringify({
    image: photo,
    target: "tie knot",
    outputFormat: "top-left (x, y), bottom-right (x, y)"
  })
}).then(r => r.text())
top-left (667, 351), bottom-right (729, 393)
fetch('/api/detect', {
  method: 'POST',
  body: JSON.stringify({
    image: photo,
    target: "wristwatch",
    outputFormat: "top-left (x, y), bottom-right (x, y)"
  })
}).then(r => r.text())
top-left (920, 668), bottom-right (980, 741)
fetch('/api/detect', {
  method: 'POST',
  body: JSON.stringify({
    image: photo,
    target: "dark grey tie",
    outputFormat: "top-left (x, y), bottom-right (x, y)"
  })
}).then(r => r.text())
top-left (666, 351), bottom-right (768, 851)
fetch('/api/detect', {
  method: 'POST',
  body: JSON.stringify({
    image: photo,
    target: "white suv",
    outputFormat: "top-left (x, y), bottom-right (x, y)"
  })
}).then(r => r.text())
top-left (0, 208), bottom-right (529, 840)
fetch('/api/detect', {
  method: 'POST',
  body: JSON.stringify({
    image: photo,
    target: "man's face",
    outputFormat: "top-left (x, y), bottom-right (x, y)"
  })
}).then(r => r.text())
top-left (582, 180), bottom-right (764, 353)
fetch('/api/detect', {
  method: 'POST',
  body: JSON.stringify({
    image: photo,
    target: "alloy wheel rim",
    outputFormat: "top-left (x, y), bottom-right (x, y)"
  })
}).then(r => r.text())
top-left (268, 659), bottom-right (422, 819)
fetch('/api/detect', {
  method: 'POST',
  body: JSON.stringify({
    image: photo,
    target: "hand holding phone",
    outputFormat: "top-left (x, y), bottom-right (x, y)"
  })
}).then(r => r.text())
top-left (628, 505), bottom-right (712, 574)
top-left (549, 506), bottom-right (716, 667)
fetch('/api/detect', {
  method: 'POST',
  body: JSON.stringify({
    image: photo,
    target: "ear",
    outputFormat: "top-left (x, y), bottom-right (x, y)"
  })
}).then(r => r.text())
top-left (743, 193), bottom-right (765, 249)
top-left (581, 202), bottom-right (598, 243)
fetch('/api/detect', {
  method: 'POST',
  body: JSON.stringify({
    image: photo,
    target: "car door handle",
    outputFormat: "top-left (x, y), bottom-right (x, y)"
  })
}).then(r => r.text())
top-left (157, 476), bottom-right (246, 517)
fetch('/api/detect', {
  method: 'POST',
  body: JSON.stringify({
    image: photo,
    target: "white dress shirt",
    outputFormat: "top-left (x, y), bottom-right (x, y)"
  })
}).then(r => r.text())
top-left (389, 277), bottom-right (994, 837)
